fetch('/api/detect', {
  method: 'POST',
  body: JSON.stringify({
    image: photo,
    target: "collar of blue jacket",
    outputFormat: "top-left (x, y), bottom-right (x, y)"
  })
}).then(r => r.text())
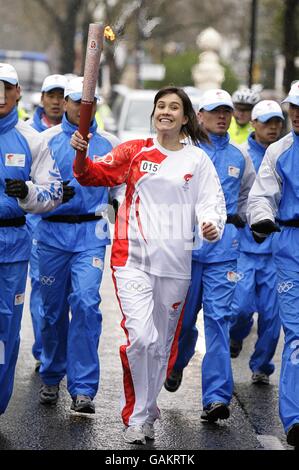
top-left (0, 106), bottom-right (18, 134)
top-left (62, 113), bottom-right (98, 137)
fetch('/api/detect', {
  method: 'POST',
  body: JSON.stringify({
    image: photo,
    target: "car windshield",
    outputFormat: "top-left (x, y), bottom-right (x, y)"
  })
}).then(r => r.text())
top-left (124, 99), bottom-right (153, 132)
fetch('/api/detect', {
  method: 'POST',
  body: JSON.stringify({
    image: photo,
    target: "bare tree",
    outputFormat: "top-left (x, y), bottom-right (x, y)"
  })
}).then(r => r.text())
top-left (283, 0), bottom-right (299, 92)
top-left (30, 0), bottom-right (84, 74)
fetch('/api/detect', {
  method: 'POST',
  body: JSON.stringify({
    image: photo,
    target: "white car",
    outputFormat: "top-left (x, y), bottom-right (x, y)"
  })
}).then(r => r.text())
top-left (109, 86), bottom-right (157, 141)
top-left (109, 85), bottom-right (203, 142)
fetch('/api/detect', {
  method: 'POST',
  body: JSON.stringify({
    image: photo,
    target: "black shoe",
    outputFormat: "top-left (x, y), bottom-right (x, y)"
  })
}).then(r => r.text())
top-left (230, 339), bottom-right (243, 358)
top-left (201, 402), bottom-right (230, 423)
top-left (287, 423), bottom-right (299, 447)
top-left (164, 369), bottom-right (183, 392)
top-left (39, 383), bottom-right (59, 405)
top-left (71, 395), bottom-right (95, 414)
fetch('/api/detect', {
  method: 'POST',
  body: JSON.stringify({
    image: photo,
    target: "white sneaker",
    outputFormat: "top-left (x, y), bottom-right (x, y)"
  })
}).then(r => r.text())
top-left (123, 425), bottom-right (146, 445)
top-left (143, 422), bottom-right (155, 440)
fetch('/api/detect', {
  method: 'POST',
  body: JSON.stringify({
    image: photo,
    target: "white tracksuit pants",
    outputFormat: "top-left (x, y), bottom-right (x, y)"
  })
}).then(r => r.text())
top-left (112, 266), bottom-right (189, 427)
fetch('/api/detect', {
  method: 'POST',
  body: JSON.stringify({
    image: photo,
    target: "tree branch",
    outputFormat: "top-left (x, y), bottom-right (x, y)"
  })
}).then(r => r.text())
top-left (31, 0), bottom-right (63, 28)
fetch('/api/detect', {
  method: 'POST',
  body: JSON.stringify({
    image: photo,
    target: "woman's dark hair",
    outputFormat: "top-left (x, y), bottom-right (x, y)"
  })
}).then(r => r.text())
top-left (151, 86), bottom-right (209, 145)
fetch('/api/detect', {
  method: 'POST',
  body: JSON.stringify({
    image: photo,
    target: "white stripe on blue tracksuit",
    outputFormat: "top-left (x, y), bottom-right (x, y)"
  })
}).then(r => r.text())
top-left (27, 105), bottom-right (52, 362)
top-left (36, 114), bottom-right (123, 399)
top-left (230, 133), bottom-right (281, 376)
top-left (247, 131), bottom-right (299, 433)
top-left (0, 106), bottom-right (62, 413)
top-left (174, 132), bottom-right (255, 408)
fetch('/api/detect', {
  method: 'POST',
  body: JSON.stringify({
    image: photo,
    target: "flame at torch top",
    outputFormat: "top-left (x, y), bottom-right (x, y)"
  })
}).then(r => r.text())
top-left (104, 26), bottom-right (116, 41)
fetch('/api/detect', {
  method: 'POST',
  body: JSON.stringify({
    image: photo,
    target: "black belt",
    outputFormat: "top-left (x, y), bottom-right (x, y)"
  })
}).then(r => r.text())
top-left (0, 216), bottom-right (26, 227)
top-left (226, 214), bottom-right (236, 225)
top-left (226, 214), bottom-right (245, 228)
top-left (43, 214), bottom-right (103, 224)
top-left (277, 219), bottom-right (299, 228)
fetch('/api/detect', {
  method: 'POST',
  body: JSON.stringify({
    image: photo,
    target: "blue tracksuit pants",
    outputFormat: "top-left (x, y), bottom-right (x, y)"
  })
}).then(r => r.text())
top-left (0, 261), bottom-right (28, 414)
top-left (174, 259), bottom-right (235, 407)
top-left (230, 252), bottom-right (281, 375)
top-left (38, 243), bottom-right (106, 399)
top-left (29, 240), bottom-right (43, 361)
top-left (276, 268), bottom-right (299, 433)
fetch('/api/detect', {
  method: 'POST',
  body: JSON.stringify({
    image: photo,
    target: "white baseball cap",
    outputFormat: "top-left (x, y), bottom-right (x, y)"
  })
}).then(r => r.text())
top-left (199, 89), bottom-right (234, 111)
top-left (64, 76), bottom-right (100, 102)
top-left (0, 63), bottom-right (18, 85)
top-left (282, 81), bottom-right (299, 106)
top-left (251, 100), bottom-right (284, 122)
top-left (41, 74), bottom-right (67, 93)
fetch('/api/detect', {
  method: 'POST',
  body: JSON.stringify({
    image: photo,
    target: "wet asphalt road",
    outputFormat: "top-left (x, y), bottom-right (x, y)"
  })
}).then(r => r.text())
top-left (0, 247), bottom-right (293, 453)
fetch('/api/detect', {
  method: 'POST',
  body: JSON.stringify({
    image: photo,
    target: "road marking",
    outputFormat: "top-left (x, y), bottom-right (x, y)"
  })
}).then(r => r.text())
top-left (257, 435), bottom-right (285, 450)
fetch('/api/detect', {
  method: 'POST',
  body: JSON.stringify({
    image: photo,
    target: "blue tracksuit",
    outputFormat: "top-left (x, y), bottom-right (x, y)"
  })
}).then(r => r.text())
top-left (248, 131), bottom-right (299, 433)
top-left (27, 105), bottom-right (51, 362)
top-left (37, 114), bottom-right (121, 399)
top-left (174, 132), bottom-right (255, 407)
top-left (230, 133), bottom-right (281, 375)
top-left (0, 107), bottom-right (62, 413)
top-left (29, 106), bottom-right (50, 133)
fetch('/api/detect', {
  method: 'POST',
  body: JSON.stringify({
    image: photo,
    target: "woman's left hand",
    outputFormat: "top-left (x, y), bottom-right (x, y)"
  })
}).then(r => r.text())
top-left (201, 221), bottom-right (219, 241)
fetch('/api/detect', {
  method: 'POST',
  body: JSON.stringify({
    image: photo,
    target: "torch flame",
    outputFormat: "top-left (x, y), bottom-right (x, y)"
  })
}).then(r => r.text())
top-left (104, 26), bottom-right (116, 41)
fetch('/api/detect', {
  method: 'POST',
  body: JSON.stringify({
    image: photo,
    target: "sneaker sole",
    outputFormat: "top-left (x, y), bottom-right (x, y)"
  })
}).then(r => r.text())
top-left (287, 425), bottom-right (299, 447)
top-left (201, 405), bottom-right (230, 423)
top-left (123, 437), bottom-right (146, 445)
top-left (40, 397), bottom-right (58, 405)
top-left (70, 405), bottom-right (95, 414)
top-left (252, 380), bottom-right (269, 385)
top-left (164, 379), bottom-right (182, 393)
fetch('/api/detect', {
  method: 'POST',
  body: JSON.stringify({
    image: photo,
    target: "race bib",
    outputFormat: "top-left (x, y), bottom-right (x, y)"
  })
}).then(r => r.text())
top-left (5, 153), bottom-right (26, 167)
top-left (140, 160), bottom-right (160, 174)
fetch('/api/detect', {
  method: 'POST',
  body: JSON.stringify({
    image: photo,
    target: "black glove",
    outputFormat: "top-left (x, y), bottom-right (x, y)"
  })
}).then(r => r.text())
top-left (251, 219), bottom-right (281, 234)
top-left (251, 219), bottom-right (281, 244)
top-left (227, 214), bottom-right (246, 228)
top-left (62, 180), bottom-right (75, 204)
top-left (251, 231), bottom-right (267, 244)
top-left (5, 179), bottom-right (29, 199)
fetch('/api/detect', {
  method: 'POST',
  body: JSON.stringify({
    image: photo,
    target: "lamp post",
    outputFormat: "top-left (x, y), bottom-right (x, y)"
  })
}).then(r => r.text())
top-left (248, 0), bottom-right (258, 87)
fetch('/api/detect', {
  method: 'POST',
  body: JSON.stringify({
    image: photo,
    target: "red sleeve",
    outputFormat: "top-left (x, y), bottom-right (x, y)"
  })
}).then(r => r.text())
top-left (73, 140), bottom-right (144, 187)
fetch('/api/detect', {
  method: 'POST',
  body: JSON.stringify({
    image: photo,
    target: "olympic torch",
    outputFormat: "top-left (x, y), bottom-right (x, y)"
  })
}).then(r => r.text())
top-left (74, 24), bottom-right (115, 174)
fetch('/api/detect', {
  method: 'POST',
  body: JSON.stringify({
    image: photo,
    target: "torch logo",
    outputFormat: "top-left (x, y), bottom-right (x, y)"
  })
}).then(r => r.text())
top-left (183, 173), bottom-right (193, 190)
top-left (89, 40), bottom-right (97, 50)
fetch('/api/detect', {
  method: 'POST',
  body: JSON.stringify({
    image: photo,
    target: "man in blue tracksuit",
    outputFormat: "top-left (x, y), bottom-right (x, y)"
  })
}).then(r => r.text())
top-left (37, 76), bottom-right (123, 413)
top-left (230, 100), bottom-right (284, 385)
top-left (27, 74), bottom-right (67, 371)
top-left (247, 81), bottom-right (299, 448)
top-left (28, 74), bottom-right (67, 132)
top-left (0, 63), bottom-right (62, 415)
top-left (164, 89), bottom-right (255, 422)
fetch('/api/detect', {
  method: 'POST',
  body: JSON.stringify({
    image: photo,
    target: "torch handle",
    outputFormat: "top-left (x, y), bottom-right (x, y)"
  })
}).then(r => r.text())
top-left (74, 101), bottom-right (94, 174)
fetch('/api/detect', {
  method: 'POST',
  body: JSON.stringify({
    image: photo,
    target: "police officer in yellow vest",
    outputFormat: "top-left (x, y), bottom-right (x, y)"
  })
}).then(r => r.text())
top-left (228, 87), bottom-right (260, 144)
